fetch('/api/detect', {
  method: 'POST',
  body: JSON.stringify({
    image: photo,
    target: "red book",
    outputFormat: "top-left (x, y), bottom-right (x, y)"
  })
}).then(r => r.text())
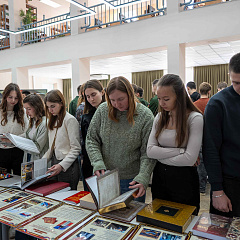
top-left (63, 191), bottom-right (90, 204)
top-left (192, 212), bottom-right (232, 240)
top-left (25, 180), bottom-right (70, 196)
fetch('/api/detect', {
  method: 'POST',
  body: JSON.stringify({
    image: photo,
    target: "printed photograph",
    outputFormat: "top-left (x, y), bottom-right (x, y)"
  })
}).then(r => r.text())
top-left (19, 212), bottom-right (32, 217)
top-left (7, 203), bottom-right (32, 213)
top-left (71, 231), bottom-right (95, 240)
top-left (28, 199), bottom-right (42, 205)
top-left (92, 219), bottom-right (110, 228)
top-left (54, 220), bottom-right (73, 230)
top-left (3, 195), bottom-right (22, 203)
top-left (106, 222), bottom-right (129, 233)
top-left (40, 202), bottom-right (53, 208)
top-left (160, 232), bottom-right (182, 240)
top-left (139, 227), bottom-right (161, 239)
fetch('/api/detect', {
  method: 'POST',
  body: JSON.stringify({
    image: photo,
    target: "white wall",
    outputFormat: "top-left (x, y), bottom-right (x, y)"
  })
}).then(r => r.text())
top-left (110, 73), bottom-right (132, 83)
top-left (185, 67), bottom-right (194, 84)
top-left (32, 76), bottom-right (63, 93)
top-left (0, 72), bottom-right (11, 89)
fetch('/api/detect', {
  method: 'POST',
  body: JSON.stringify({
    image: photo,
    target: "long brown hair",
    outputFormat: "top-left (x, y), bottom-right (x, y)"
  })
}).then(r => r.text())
top-left (0, 83), bottom-right (25, 128)
top-left (155, 74), bottom-right (201, 147)
top-left (77, 83), bottom-right (85, 107)
top-left (23, 93), bottom-right (45, 129)
top-left (106, 76), bottom-right (137, 125)
top-left (83, 80), bottom-right (105, 114)
top-left (44, 90), bottom-right (66, 130)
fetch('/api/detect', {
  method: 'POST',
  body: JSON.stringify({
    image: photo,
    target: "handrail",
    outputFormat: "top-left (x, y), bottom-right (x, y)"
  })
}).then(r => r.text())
top-left (180, 0), bottom-right (217, 10)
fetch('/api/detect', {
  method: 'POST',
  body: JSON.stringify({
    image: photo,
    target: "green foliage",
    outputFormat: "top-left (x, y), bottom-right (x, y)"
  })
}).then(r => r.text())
top-left (19, 8), bottom-right (36, 25)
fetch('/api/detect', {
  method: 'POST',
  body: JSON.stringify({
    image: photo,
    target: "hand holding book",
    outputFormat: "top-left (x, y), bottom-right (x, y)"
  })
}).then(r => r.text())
top-left (129, 181), bottom-right (145, 199)
top-left (46, 164), bottom-right (63, 178)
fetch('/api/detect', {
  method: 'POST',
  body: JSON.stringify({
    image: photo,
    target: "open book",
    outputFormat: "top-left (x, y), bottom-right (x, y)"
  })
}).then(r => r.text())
top-left (0, 133), bottom-right (40, 154)
top-left (85, 169), bottom-right (138, 214)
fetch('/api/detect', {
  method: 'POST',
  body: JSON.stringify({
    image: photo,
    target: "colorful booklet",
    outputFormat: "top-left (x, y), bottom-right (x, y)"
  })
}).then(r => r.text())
top-left (63, 215), bottom-right (137, 240)
top-left (16, 204), bottom-right (95, 240)
top-left (226, 217), bottom-right (240, 240)
top-left (63, 191), bottom-right (91, 205)
top-left (0, 196), bottom-right (61, 227)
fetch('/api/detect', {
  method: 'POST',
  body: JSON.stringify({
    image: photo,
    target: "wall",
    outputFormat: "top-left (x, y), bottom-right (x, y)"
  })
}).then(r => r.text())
top-left (0, 72), bottom-right (11, 89)
top-left (32, 76), bottom-right (63, 93)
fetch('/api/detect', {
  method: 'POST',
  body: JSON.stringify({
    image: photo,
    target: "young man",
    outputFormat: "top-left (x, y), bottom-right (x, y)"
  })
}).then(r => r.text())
top-left (148, 79), bottom-right (159, 116)
top-left (186, 81), bottom-right (200, 102)
top-left (203, 52), bottom-right (240, 217)
top-left (217, 81), bottom-right (228, 92)
top-left (194, 82), bottom-right (212, 195)
top-left (132, 84), bottom-right (149, 107)
top-left (69, 85), bottom-right (81, 117)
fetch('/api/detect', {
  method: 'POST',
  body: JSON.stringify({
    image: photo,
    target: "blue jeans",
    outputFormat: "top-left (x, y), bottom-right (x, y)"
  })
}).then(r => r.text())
top-left (120, 179), bottom-right (146, 203)
top-left (197, 148), bottom-right (207, 193)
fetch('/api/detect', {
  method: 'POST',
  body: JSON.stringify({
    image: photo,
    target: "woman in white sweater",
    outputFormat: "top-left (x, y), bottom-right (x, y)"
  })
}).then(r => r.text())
top-left (147, 74), bottom-right (203, 214)
top-left (0, 83), bottom-right (28, 175)
top-left (44, 90), bottom-right (81, 190)
top-left (22, 93), bottom-right (48, 162)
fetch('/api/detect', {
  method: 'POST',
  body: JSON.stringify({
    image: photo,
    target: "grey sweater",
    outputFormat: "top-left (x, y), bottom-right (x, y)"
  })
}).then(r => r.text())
top-left (86, 102), bottom-right (156, 190)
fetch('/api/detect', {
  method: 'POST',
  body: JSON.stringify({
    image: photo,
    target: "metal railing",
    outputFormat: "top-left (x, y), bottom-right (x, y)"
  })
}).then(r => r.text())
top-left (82, 0), bottom-right (166, 32)
top-left (180, 0), bottom-right (219, 10)
top-left (0, 33), bottom-right (10, 50)
top-left (18, 13), bottom-right (71, 46)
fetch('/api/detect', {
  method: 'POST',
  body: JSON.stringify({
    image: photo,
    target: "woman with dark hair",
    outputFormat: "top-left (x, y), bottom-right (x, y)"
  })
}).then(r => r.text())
top-left (147, 74), bottom-right (203, 214)
top-left (22, 93), bottom-right (48, 162)
top-left (0, 83), bottom-right (28, 175)
top-left (43, 90), bottom-right (80, 190)
top-left (86, 76), bottom-right (156, 202)
top-left (81, 80), bottom-right (105, 190)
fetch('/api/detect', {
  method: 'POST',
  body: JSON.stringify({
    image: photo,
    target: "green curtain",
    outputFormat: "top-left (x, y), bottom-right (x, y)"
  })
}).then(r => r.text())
top-left (63, 79), bottom-right (72, 112)
top-left (132, 70), bottom-right (164, 102)
top-left (100, 79), bottom-right (109, 88)
top-left (194, 64), bottom-right (230, 96)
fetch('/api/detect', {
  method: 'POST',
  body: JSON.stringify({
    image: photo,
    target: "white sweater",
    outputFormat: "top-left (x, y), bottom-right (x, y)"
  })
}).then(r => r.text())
top-left (43, 112), bottom-right (81, 171)
top-left (0, 110), bottom-right (29, 149)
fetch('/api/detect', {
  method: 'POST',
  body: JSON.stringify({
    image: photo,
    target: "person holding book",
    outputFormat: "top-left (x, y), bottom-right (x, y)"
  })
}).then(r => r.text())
top-left (86, 76), bottom-right (156, 202)
top-left (0, 83), bottom-right (28, 175)
top-left (43, 90), bottom-right (81, 190)
top-left (81, 80), bottom-right (105, 190)
top-left (21, 93), bottom-right (49, 162)
top-left (147, 74), bottom-right (203, 214)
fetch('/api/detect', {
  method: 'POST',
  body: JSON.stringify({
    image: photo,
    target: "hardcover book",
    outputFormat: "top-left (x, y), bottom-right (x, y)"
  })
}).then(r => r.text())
top-left (136, 199), bottom-right (196, 233)
top-left (63, 191), bottom-right (91, 205)
top-left (192, 212), bottom-right (232, 240)
top-left (226, 217), bottom-right (240, 240)
top-left (85, 169), bottom-right (138, 214)
top-left (63, 215), bottom-right (137, 240)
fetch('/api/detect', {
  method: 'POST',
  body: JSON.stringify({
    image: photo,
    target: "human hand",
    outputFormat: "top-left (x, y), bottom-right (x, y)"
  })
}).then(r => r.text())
top-left (94, 169), bottom-right (105, 177)
top-left (129, 181), bottom-right (145, 198)
top-left (212, 191), bottom-right (232, 212)
top-left (46, 164), bottom-right (63, 177)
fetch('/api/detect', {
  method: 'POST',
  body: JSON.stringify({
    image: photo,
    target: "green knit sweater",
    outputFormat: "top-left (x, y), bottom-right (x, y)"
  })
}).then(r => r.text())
top-left (86, 102), bottom-right (156, 190)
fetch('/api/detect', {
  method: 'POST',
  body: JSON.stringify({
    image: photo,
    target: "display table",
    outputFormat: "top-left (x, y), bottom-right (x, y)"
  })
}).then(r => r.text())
top-left (0, 174), bottom-right (21, 187)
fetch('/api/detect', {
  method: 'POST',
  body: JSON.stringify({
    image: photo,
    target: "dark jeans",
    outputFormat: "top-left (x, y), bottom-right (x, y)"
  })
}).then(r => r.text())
top-left (197, 149), bottom-right (207, 193)
top-left (0, 147), bottom-right (23, 175)
top-left (152, 162), bottom-right (200, 215)
top-left (210, 176), bottom-right (240, 218)
top-left (120, 178), bottom-right (146, 203)
top-left (15, 231), bottom-right (37, 240)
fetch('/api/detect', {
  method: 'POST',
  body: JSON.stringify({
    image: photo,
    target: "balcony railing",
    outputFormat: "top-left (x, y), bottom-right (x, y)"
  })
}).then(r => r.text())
top-left (180, 0), bottom-right (220, 10)
top-left (0, 33), bottom-right (9, 50)
top-left (18, 13), bottom-right (71, 46)
top-left (81, 0), bottom-right (166, 32)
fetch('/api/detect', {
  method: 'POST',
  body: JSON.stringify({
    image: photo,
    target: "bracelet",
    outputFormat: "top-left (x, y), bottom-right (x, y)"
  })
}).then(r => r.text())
top-left (212, 193), bottom-right (225, 198)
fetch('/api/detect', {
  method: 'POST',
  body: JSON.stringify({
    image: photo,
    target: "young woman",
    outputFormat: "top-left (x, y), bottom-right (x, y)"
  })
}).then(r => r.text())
top-left (81, 80), bottom-right (105, 190)
top-left (147, 74), bottom-right (203, 213)
top-left (43, 90), bottom-right (81, 190)
top-left (0, 83), bottom-right (28, 175)
top-left (22, 93), bottom-right (48, 162)
top-left (86, 76), bottom-right (156, 202)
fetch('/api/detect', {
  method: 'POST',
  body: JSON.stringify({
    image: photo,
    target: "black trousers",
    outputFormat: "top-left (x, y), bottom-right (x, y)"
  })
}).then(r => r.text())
top-left (82, 155), bottom-right (93, 191)
top-left (151, 162), bottom-right (200, 215)
top-left (0, 147), bottom-right (23, 175)
top-left (210, 176), bottom-right (240, 218)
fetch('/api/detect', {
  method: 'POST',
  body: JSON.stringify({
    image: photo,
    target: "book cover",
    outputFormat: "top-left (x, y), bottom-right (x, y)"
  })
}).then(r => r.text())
top-left (63, 215), bottom-right (136, 240)
top-left (79, 192), bottom-right (97, 210)
top-left (226, 217), bottom-right (240, 240)
top-left (86, 169), bottom-right (138, 214)
top-left (25, 180), bottom-right (70, 196)
top-left (136, 199), bottom-right (196, 233)
top-left (63, 191), bottom-right (90, 204)
top-left (192, 212), bottom-right (232, 240)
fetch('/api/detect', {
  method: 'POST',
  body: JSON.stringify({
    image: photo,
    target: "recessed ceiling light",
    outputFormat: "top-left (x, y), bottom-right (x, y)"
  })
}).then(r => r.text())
top-left (40, 0), bottom-right (61, 8)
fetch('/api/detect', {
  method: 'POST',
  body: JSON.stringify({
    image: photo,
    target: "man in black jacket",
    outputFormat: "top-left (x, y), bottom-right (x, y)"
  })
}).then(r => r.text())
top-left (203, 52), bottom-right (240, 217)
top-left (186, 81), bottom-right (200, 102)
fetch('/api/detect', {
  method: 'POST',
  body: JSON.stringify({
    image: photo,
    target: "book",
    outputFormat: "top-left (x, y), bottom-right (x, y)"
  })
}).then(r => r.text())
top-left (63, 191), bottom-right (90, 205)
top-left (129, 223), bottom-right (185, 240)
top-left (25, 180), bottom-right (70, 196)
top-left (136, 199), bottom-right (196, 233)
top-left (0, 133), bottom-right (40, 154)
top-left (85, 169), bottom-right (138, 214)
top-left (79, 192), bottom-right (97, 210)
top-left (227, 217), bottom-right (240, 240)
top-left (192, 212), bottom-right (232, 240)
top-left (63, 215), bottom-right (136, 240)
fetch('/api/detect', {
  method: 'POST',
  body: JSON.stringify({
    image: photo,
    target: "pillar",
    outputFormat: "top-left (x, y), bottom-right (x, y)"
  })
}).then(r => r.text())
top-left (12, 67), bottom-right (29, 89)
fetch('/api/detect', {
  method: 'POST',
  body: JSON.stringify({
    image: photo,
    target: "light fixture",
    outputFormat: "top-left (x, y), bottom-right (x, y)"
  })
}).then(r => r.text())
top-left (102, 0), bottom-right (149, 9)
top-left (66, 0), bottom-right (95, 14)
top-left (39, 0), bottom-right (61, 8)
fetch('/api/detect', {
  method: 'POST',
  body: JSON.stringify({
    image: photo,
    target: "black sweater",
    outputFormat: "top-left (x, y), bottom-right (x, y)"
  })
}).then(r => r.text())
top-left (203, 86), bottom-right (240, 191)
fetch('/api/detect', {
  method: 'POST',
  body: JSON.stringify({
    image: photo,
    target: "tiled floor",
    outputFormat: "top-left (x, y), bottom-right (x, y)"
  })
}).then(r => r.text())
top-left (77, 181), bottom-right (211, 216)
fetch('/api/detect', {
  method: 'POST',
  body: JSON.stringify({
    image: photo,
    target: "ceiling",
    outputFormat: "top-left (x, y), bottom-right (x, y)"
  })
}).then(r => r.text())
top-left (29, 39), bottom-right (240, 79)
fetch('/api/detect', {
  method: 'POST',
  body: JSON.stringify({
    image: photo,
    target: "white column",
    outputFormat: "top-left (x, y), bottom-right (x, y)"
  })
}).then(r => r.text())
top-left (167, 43), bottom-right (186, 82)
top-left (8, 0), bottom-right (26, 49)
top-left (70, 0), bottom-right (88, 35)
top-left (71, 58), bottom-right (90, 98)
top-left (12, 67), bottom-right (29, 89)
top-left (167, 0), bottom-right (185, 14)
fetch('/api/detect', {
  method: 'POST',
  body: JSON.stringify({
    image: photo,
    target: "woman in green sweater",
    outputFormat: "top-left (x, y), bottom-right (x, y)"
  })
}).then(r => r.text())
top-left (86, 76), bottom-right (156, 202)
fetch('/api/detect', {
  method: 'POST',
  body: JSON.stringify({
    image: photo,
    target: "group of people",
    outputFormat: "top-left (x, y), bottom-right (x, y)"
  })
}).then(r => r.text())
top-left (0, 53), bottom-right (239, 240)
